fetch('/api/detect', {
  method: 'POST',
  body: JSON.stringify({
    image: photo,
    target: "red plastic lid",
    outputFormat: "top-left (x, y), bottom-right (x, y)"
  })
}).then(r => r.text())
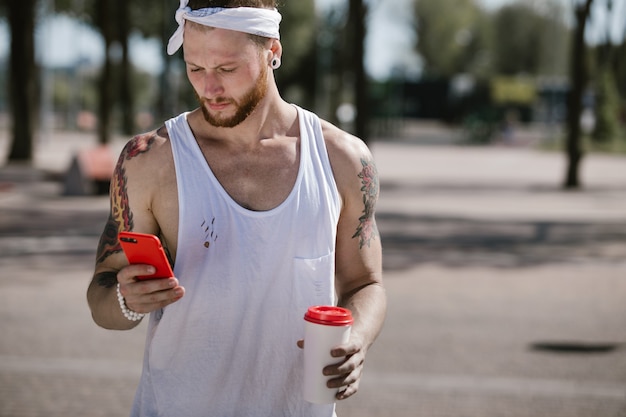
top-left (304, 306), bottom-right (353, 326)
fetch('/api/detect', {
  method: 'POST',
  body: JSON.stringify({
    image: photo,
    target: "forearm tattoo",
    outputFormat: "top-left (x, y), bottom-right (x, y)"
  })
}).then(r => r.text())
top-left (96, 271), bottom-right (118, 289)
top-left (95, 133), bottom-right (156, 266)
top-left (352, 158), bottom-right (379, 249)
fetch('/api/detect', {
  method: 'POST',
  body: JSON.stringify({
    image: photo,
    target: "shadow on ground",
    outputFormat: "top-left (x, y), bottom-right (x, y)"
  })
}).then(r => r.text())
top-left (379, 211), bottom-right (626, 271)
top-left (2, 179), bottom-right (626, 272)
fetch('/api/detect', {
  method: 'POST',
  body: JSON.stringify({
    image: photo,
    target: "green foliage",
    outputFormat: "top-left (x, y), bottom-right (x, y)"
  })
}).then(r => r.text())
top-left (592, 69), bottom-right (622, 142)
top-left (412, 0), bottom-right (570, 79)
top-left (54, 0), bottom-right (96, 25)
top-left (492, 0), bottom-right (569, 76)
top-left (616, 42), bottom-right (626, 100)
top-left (277, 0), bottom-right (316, 76)
top-left (413, 0), bottom-right (489, 78)
top-left (540, 131), bottom-right (626, 154)
top-left (461, 107), bottom-right (500, 144)
top-left (131, 0), bottom-right (173, 39)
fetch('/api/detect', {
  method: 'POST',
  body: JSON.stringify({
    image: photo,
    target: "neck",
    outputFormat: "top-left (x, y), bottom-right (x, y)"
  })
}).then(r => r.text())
top-left (188, 88), bottom-right (296, 148)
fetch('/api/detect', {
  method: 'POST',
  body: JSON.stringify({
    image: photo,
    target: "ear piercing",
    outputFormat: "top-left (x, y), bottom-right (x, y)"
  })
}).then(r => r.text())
top-left (271, 57), bottom-right (281, 69)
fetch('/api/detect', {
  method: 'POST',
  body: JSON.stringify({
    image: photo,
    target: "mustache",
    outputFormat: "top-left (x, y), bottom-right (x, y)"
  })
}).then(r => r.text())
top-left (197, 96), bottom-right (233, 106)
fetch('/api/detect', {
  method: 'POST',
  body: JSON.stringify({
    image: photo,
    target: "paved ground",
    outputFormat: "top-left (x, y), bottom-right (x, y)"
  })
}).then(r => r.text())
top-left (1, 129), bottom-right (626, 416)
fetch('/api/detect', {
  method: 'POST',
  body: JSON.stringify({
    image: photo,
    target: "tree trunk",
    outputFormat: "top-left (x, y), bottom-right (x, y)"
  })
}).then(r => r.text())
top-left (348, 0), bottom-right (369, 143)
top-left (7, 0), bottom-right (37, 162)
top-left (157, 0), bottom-right (173, 122)
top-left (564, 0), bottom-right (593, 189)
top-left (118, 0), bottom-right (134, 135)
top-left (97, 0), bottom-right (114, 145)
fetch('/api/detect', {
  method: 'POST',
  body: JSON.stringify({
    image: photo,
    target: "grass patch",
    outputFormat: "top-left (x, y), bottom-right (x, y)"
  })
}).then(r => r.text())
top-left (538, 132), bottom-right (626, 154)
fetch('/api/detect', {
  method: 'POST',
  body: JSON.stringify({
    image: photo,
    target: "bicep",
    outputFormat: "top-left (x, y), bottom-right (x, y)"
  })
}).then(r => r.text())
top-left (334, 152), bottom-right (383, 299)
top-left (94, 138), bottom-right (160, 270)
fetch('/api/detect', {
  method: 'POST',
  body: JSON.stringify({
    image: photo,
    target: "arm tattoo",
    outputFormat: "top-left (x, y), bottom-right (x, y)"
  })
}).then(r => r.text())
top-left (352, 158), bottom-right (379, 249)
top-left (95, 133), bottom-right (157, 264)
top-left (96, 271), bottom-right (118, 288)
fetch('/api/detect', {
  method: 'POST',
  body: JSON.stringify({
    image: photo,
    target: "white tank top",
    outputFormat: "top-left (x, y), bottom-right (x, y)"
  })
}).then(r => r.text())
top-left (131, 106), bottom-right (341, 417)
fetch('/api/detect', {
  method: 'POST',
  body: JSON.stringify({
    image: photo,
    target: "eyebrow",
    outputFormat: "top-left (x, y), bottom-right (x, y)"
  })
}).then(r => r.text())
top-left (184, 59), bottom-right (239, 69)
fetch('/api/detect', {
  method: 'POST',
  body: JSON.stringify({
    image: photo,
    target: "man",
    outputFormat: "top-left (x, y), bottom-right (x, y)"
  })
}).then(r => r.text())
top-left (87, 0), bottom-right (386, 415)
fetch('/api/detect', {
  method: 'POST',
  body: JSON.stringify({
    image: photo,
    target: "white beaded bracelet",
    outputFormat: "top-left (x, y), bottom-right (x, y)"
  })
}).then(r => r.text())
top-left (116, 283), bottom-right (146, 321)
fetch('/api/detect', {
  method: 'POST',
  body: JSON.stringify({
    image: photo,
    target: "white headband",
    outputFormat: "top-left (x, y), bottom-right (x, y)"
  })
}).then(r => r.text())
top-left (167, 1), bottom-right (282, 55)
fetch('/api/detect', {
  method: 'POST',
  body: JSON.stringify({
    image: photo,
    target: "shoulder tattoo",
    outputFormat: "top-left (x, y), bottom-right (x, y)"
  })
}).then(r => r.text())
top-left (95, 133), bottom-right (156, 265)
top-left (352, 158), bottom-right (379, 249)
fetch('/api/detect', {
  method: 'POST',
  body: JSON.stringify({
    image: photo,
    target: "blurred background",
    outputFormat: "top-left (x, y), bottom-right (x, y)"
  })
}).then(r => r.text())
top-left (1, 1), bottom-right (626, 416)
top-left (0, 0), bottom-right (624, 163)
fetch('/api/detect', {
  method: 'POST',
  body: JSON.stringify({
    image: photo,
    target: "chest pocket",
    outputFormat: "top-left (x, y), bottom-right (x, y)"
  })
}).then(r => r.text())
top-left (293, 253), bottom-right (336, 310)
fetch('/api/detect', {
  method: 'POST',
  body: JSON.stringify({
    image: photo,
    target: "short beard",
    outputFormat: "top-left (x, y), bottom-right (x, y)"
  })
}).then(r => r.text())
top-left (196, 65), bottom-right (268, 128)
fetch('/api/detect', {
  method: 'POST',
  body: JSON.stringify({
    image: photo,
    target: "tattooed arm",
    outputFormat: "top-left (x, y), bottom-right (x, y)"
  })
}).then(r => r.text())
top-left (320, 121), bottom-right (386, 400)
top-left (87, 129), bottom-right (184, 330)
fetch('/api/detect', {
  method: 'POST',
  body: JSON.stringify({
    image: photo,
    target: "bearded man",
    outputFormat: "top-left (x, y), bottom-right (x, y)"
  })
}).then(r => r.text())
top-left (87, 1), bottom-right (386, 415)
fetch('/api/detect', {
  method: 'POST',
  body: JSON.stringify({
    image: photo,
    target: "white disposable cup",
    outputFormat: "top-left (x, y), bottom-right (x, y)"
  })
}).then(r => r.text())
top-left (303, 306), bottom-right (353, 404)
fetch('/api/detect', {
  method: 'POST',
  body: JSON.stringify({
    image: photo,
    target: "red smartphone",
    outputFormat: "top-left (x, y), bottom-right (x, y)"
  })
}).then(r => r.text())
top-left (119, 231), bottom-right (174, 280)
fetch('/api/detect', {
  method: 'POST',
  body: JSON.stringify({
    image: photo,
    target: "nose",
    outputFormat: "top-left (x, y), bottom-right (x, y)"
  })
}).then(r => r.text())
top-left (203, 71), bottom-right (224, 98)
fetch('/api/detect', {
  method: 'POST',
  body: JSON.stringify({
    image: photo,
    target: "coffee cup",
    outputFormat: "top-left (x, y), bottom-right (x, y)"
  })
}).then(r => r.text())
top-left (303, 305), bottom-right (353, 404)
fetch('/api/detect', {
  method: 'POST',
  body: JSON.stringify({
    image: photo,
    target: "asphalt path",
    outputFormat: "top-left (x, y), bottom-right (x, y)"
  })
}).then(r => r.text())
top-left (1, 131), bottom-right (625, 416)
